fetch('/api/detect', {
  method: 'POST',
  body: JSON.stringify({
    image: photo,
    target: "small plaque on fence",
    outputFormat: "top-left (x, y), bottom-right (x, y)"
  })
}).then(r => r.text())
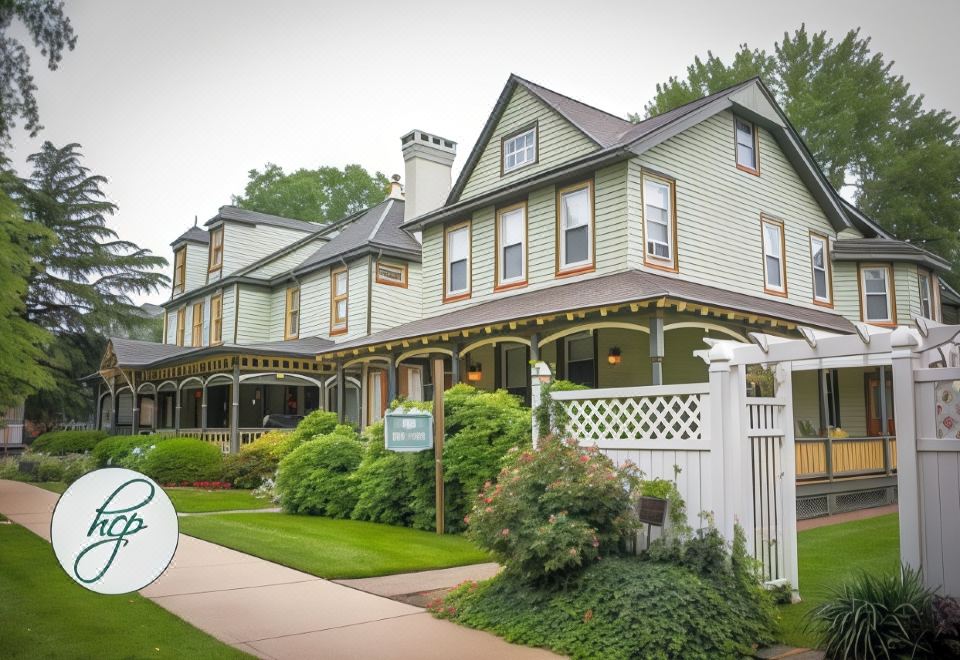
top-left (636, 496), bottom-right (669, 526)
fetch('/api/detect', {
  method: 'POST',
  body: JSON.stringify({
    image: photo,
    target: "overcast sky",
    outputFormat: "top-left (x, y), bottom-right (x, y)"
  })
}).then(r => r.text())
top-left (9, 0), bottom-right (960, 305)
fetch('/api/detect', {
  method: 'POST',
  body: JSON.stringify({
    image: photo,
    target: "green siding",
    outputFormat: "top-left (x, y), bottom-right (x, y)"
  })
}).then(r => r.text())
top-left (635, 110), bottom-right (863, 316)
top-left (242, 237), bottom-right (326, 280)
top-left (234, 286), bottom-right (271, 343)
top-left (459, 86), bottom-right (597, 200)
top-left (298, 269), bottom-right (329, 339)
top-left (370, 261), bottom-right (422, 334)
top-left (421, 161), bottom-right (631, 317)
top-left (220, 223), bottom-right (311, 277)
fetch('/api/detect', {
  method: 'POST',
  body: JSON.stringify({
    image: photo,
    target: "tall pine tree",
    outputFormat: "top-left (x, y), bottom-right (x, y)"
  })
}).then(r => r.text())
top-left (11, 142), bottom-right (168, 424)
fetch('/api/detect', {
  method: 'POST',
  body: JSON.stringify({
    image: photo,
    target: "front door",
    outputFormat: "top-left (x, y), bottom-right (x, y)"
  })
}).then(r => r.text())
top-left (865, 372), bottom-right (895, 436)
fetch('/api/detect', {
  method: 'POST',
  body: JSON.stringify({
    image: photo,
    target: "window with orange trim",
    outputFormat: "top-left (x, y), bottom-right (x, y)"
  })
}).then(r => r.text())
top-left (330, 267), bottom-right (348, 334)
top-left (208, 227), bottom-right (224, 272)
top-left (173, 247), bottom-right (186, 294)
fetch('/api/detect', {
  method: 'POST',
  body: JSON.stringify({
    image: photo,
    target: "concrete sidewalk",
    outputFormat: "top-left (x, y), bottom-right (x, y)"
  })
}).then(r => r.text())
top-left (0, 480), bottom-right (557, 660)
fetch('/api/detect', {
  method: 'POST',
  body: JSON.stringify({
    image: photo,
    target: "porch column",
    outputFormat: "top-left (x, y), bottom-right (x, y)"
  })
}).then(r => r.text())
top-left (649, 311), bottom-right (664, 385)
top-left (131, 394), bottom-right (140, 436)
top-left (819, 369), bottom-right (833, 482)
top-left (387, 355), bottom-right (397, 403)
top-left (107, 387), bottom-right (115, 434)
top-left (336, 360), bottom-right (345, 424)
top-left (879, 364), bottom-right (891, 474)
top-left (174, 386), bottom-right (182, 433)
top-left (451, 346), bottom-right (460, 385)
top-left (530, 333), bottom-right (540, 362)
top-left (229, 361), bottom-right (240, 454)
top-left (201, 385), bottom-right (208, 433)
top-left (95, 382), bottom-right (102, 430)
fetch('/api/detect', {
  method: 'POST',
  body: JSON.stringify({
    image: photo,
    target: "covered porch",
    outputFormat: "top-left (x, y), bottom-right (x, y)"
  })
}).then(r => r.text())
top-left (97, 337), bottom-right (336, 452)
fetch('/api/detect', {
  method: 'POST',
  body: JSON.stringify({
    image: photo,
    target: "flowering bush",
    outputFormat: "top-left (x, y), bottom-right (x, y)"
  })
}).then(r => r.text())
top-left (222, 431), bottom-right (291, 489)
top-left (466, 436), bottom-right (639, 584)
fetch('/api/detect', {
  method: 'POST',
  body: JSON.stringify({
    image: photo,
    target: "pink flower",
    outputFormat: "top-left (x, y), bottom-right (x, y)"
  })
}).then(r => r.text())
top-left (463, 515), bottom-right (471, 524)
top-left (591, 536), bottom-right (599, 548)
top-left (579, 455), bottom-right (590, 463)
top-left (500, 528), bottom-right (510, 537)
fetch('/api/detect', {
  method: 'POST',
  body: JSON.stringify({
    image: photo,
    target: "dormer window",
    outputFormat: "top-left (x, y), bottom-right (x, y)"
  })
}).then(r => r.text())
top-left (502, 124), bottom-right (537, 174)
top-left (735, 117), bottom-right (759, 175)
top-left (173, 247), bottom-right (186, 294)
top-left (208, 226), bottom-right (224, 272)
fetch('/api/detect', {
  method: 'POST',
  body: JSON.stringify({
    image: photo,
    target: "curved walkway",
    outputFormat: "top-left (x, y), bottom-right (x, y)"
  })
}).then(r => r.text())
top-left (0, 480), bottom-right (557, 660)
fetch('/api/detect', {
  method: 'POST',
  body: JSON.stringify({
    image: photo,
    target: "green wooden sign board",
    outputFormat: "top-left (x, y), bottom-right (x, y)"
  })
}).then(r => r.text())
top-left (384, 408), bottom-right (433, 452)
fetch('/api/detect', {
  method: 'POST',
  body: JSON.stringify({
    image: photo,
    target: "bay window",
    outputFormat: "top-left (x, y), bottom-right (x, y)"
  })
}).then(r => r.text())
top-left (860, 265), bottom-right (895, 324)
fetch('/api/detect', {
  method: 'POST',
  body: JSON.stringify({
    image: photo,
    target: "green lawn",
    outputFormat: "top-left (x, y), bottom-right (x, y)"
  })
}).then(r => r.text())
top-left (164, 488), bottom-right (274, 513)
top-left (32, 482), bottom-right (272, 513)
top-left (179, 512), bottom-right (490, 579)
top-left (778, 512), bottom-right (900, 647)
top-left (0, 523), bottom-right (249, 659)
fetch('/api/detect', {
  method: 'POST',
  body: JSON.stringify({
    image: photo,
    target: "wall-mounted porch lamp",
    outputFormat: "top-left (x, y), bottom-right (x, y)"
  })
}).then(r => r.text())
top-left (607, 347), bottom-right (622, 366)
top-left (467, 363), bottom-right (483, 382)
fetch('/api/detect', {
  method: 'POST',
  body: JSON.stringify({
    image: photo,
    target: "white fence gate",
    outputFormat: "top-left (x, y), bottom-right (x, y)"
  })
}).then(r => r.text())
top-left (549, 375), bottom-right (797, 587)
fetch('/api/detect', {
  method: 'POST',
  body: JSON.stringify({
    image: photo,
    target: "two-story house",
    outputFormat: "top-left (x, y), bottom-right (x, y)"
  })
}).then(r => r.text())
top-left (98, 75), bottom-right (956, 466)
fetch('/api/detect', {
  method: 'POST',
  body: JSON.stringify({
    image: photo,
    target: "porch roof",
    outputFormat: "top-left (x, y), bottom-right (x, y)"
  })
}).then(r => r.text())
top-left (317, 269), bottom-right (856, 357)
top-left (104, 336), bottom-right (334, 370)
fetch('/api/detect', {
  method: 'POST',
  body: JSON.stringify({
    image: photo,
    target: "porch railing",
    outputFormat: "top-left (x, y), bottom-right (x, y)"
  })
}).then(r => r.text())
top-left (795, 435), bottom-right (897, 480)
top-left (153, 428), bottom-right (271, 453)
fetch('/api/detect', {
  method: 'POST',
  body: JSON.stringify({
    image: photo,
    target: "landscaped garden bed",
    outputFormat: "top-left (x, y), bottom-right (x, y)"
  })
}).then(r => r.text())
top-left (0, 522), bottom-right (248, 659)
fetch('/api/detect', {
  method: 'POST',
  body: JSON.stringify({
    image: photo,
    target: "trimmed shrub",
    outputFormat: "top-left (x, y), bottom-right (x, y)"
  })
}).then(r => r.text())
top-left (351, 421), bottom-right (426, 526)
top-left (276, 426), bottom-right (363, 517)
top-left (435, 551), bottom-right (776, 659)
top-left (287, 410), bottom-right (340, 449)
top-left (91, 434), bottom-right (173, 468)
top-left (223, 431), bottom-right (291, 489)
top-left (140, 438), bottom-right (224, 484)
top-left (466, 436), bottom-right (639, 584)
top-left (809, 565), bottom-right (937, 659)
top-left (31, 430), bottom-right (107, 455)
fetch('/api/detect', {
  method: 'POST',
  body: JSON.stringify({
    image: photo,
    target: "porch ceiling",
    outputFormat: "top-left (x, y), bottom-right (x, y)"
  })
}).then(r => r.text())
top-left (318, 269), bottom-right (855, 359)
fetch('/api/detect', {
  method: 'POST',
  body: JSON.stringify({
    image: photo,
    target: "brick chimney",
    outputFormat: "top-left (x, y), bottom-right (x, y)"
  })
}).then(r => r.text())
top-left (401, 130), bottom-right (456, 223)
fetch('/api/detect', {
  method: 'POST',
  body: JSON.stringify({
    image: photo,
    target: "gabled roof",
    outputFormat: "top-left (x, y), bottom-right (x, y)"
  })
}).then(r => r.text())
top-left (293, 198), bottom-right (419, 274)
top-left (316, 269), bottom-right (855, 359)
top-left (419, 76), bottom-right (852, 235)
top-left (170, 226), bottom-right (209, 246)
top-left (206, 206), bottom-right (321, 233)
top-left (833, 238), bottom-right (951, 272)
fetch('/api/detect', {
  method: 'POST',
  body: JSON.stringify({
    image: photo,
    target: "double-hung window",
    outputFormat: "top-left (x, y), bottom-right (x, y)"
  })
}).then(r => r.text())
top-left (735, 117), bottom-right (759, 174)
top-left (210, 292), bottom-right (223, 345)
top-left (918, 271), bottom-right (933, 319)
top-left (173, 248), bottom-right (186, 294)
top-left (496, 203), bottom-right (527, 288)
top-left (809, 233), bottom-right (832, 305)
top-left (330, 268), bottom-right (348, 334)
top-left (444, 223), bottom-right (471, 301)
top-left (208, 226), bottom-right (224, 272)
top-left (191, 302), bottom-right (203, 346)
top-left (285, 286), bottom-right (300, 339)
top-left (860, 265), bottom-right (895, 324)
top-left (642, 174), bottom-right (677, 271)
top-left (557, 181), bottom-right (594, 274)
top-left (502, 125), bottom-right (537, 174)
top-left (761, 216), bottom-right (786, 295)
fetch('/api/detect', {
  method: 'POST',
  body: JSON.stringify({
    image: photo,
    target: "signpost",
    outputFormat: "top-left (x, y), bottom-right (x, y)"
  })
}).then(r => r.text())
top-left (382, 356), bottom-right (446, 535)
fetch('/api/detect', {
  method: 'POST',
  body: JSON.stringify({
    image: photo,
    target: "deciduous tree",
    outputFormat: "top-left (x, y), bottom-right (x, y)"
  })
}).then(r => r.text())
top-left (232, 163), bottom-right (389, 223)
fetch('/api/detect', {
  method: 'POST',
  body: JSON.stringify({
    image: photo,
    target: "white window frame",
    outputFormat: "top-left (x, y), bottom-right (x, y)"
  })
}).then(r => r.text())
top-left (557, 180), bottom-right (594, 274)
top-left (642, 173), bottom-right (677, 270)
top-left (761, 216), bottom-right (787, 295)
top-left (444, 222), bottom-right (471, 300)
top-left (496, 203), bottom-right (527, 288)
top-left (735, 117), bottom-right (759, 173)
top-left (809, 233), bottom-right (832, 305)
top-left (502, 125), bottom-right (537, 174)
top-left (860, 265), bottom-right (895, 324)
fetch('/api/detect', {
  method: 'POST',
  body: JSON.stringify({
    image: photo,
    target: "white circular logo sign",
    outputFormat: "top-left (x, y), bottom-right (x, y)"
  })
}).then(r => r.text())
top-left (50, 468), bottom-right (178, 594)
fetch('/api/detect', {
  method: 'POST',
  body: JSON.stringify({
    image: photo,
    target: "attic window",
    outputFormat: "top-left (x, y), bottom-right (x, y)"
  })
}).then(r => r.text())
top-left (502, 125), bottom-right (537, 174)
top-left (735, 118), bottom-right (759, 174)
top-left (376, 261), bottom-right (408, 288)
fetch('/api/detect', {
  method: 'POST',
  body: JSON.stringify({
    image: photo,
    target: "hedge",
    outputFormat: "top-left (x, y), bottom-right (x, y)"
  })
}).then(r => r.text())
top-left (91, 434), bottom-right (173, 468)
top-left (276, 426), bottom-right (363, 516)
top-left (140, 438), bottom-right (224, 484)
top-left (30, 430), bottom-right (108, 455)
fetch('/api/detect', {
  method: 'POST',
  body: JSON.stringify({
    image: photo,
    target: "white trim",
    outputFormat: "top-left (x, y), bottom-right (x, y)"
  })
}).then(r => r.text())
top-left (461, 336), bottom-right (531, 355)
top-left (550, 383), bottom-right (710, 401)
top-left (178, 376), bottom-right (203, 390)
top-left (540, 322), bottom-right (648, 347)
top-left (343, 356), bottom-right (392, 369)
top-left (663, 322), bottom-right (748, 342)
top-left (239, 372), bottom-right (325, 388)
top-left (157, 380), bottom-right (178, 392)
top-left (503, 126), bottom-right (536, 173)
top-left (395, 347), bottom-right (453, 365)
top-left (205, 373), bottom-right (233, 386)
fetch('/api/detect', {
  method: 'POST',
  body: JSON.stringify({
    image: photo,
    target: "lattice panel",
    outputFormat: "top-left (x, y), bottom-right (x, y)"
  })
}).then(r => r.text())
top-left (561, 394), bottom-right (703, 444)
